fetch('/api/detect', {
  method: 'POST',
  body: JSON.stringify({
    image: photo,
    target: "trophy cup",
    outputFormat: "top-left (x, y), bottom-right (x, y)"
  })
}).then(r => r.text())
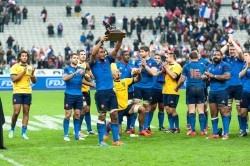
top-left (103, 21), bottom-right (126, 41)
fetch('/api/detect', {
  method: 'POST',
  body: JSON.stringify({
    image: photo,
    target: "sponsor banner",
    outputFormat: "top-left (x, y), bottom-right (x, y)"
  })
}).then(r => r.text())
top-left (0, 76), bottom-right (65, 90)
top-left (1, 69), bottom-right (63, 76)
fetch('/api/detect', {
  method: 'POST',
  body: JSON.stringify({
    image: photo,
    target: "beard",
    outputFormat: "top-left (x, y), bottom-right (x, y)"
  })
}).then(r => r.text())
top-left (213, 57), bottom-right (221, 63)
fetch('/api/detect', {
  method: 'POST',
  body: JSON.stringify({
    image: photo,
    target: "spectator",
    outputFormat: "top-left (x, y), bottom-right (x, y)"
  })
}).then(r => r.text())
top-left (0, 13), bottom-right (4, 33)
top-left (0, 46), bottom-right (4, 62)
top-left (6, 35), bottom-right (14, 49)
top-left (109, 13), bottom-right (116, 26)
top-left (86, 31), bottom-right (94, 41)
top-left (88, 15), bottom-right (95, 30)
top-left (74, 4), bottom-right (81, 17)
top-left (15, 5), bottom-right (21, 24)
top-left (80, 32), bottom-right (87, 44)
top-left (22, 6), bottom-right (28, 19)
top-left (66, 3), bottom-right (72, 17)
top-left (12, 41), bottom-right (20, 55)
top-left (148, 16), bottom-right (154, 30)
top-left (47, 23), bottom-right (54, 37)
top-left (130, 17), bottom-right (136, 35)
top-left (56, 52), bottom-right (64, 69)
top-left (141, 16), bottom-right (148, 30)
top-left (6, 48), bottom-right (12, 63)
top-left (57, 22), bottom-right (63, 38)
top-left (136, 21), bottom-right (142, 43)
top-left (130, 0), bottom-right (138, 7)
top-left (122, 16), bottom-right (128, 33)
top-left (113, 0), bottom-right (118, 7)
top-left (41, 7), bottom-right (47, 23)
top-left (76, 0), bottom-right (82, 5)
top-left (81, 15), bottom-right (88, 30)
top-left (64, 44), bottom-right (71, 61)
top-left (10, 4), bottom-right (16, 23)
top-left (4, 12), bottom-right (9, 25)
top-left (133, 39), bottom-right (139, 51)
top-left (244, 39), bottom-right (250, 51)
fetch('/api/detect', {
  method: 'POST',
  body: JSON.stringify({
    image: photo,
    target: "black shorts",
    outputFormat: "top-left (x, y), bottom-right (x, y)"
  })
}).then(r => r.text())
top-left (240, 91), bottom-right (250, 108)
top-left (82, 91), bottom-right (91, 106)
top-left (186, 86), bottom-right (205, 104)
top-left (134, 86), bottom-right (152, 102)
top-left (95, 89), bottom-right (118, 113)
top-left (227, 85), bottom-right (242, 100)
top-left (128, 92), bottom-right (134, 100)
top-left (209, 90), bottom-right (228, 107)
top-left (163, 94), bottom-right (179, 108)
top-left (64, 93), bottom-right (83, 110)
top-left (118, 104), bottom-right (133, 124)
top-left (13, 94), bottom-right (32, 105)
top-left (151, 88), bottom-right (163, 104)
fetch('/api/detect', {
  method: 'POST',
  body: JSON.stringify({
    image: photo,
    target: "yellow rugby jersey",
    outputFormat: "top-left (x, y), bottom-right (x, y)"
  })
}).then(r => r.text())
top-left (113, 78), bottom-right (133, 110)
top-left (78, 61), bottom-right (91, 92)
top-left (162, 62), bottom-right (182, 95)
top-left (10, 63), bottom-right (33, 94)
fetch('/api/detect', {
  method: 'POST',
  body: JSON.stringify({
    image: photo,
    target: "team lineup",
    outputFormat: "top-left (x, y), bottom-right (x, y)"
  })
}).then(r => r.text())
top-left (7, 33), bottom-right (250, 146)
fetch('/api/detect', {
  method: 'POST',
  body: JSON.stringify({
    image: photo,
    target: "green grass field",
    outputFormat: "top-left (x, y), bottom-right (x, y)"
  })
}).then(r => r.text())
top-left (0, 90), bottom-right (250, 166)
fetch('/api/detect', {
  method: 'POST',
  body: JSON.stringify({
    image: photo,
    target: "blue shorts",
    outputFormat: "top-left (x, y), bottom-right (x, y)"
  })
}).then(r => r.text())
top-left (13, 94), bottom-right (32, 105)
top-left (240, 92), bottom-right (250, 108)
top-left (163, 94), bottom-right (179, 108)
top-left (227, 85), bottom-right (242, 100)
top-left (128, 92), bottom-right (134, 100)
top-left (186, 86), bottom-right (205, 104)
top-left (95, 89), bottom-right (118, 113)
top-left (151, 88), bottom-right (163, 104)
top-left (134, 86), bottom-right (152, 102)
top-left (204, 86), bottom-right (208, 101)
top-left (118, 104), bottom-right (133, 124)
top-left (82, 91), bottom-right (91, 106)
top-left (209, 90), bottom-right (228, 107)
top-left (64, 93), bottom-right (83, 110)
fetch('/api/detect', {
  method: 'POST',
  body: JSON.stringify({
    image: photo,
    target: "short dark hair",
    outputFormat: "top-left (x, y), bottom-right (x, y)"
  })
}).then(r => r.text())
top-left (214, 49), bottom-right (223, 56)
top-left (189, 51), bottom-right (198, 59)
top-left (121, 50), bottom-right (131, 56)
top-left (139, 46), bottom-right (150, 52)
top-left (191, 47), bottom-right (198, 52)
top-left (17, 50), bottom-right (30, 63)
top-left (78, 50), bottom-right (85, 55)
top-left (244, 50), bottom-right (250, 55)
top-left (70, 53), bottom-right (78, 58)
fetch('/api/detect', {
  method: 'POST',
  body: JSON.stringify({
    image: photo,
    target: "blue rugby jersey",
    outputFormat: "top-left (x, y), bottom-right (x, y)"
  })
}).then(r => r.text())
top-left (153, 64), bottom-right (164, 90)
top-left (224, 55), bottom-right (244, 86)
top-left (89, 55), bottom-right (114, 90)
top-left (116, 61), bottom-right (134, 92)
top-left (63, 65), bottom-right (84, 95)
top-left (182, 61), bottom-right (206, 87)
top-left (207, 61), bottom-right (231, 92)
top-left (133, 58), bottom-right (157, 88)
top-left (242, 66), bottom-right (250, 93)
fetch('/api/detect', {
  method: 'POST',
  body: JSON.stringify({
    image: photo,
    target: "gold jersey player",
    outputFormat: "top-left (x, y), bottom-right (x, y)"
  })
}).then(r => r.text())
top-left (8, 51), bottom-right (36, 140)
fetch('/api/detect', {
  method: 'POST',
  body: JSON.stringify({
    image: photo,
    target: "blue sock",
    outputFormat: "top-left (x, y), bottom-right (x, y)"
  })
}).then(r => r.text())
top-left (189, 113), bottom-right (196, 132)
top-left (229, 114), bottom-right (232, 124)
top-left (85, 112), bottom-right (92, 132)
top-left (144, 112), bottom-right (149, 129)
top-left (168, 114), bottom-right (174, 130)
top-left (74, 119), bottom-right (80, 139)
top-left (104, 120), bottom-right (108, 136)
top-left (241, 116), bottom-right (247, 133)
top-left (126, 116), bottom-right (131, 130)
top-left (97, 122), bottom-right (105, 144)
top-left (222, 116), bottom-right (230, 135)
top-left (158, 112), bottom-right (164, 128)
top-left (212, 117), bottom-right (218, 135)
top-left (238, 115), bottom-right (242, 130)
top-left (173, 115), bottom-right (179, 129)
top-left (131, 113), bottom-right (137, 128)
top-left (11, 125), bottom-right (15, 131)
top-left (187, 112), bottom-right (190, 125)
top-left (247, 123), bottom-right (249, 130)
top-left (139, 126), bottom-right (143, 132)
top-left (148, 111), bottom-right (154, 127)
top-left (111, 124), bottom-right (119, 142)
top-left (63, 118), bottom-right (70, 136)
top-left (21, 126), bottom-right (27, 135)
top-left (204, 111), bottom-right (208, 128)
top-left (79, 114), bottom-right (84, 131)
top-left (199, 113), bottom-right (205, 132)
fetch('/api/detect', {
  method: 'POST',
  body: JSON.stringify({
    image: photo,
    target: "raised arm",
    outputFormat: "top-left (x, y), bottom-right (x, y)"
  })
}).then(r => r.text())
top-left (110, 38), bottom-right (123, 59)
top-left (90, 35), bottom-right (108, 63)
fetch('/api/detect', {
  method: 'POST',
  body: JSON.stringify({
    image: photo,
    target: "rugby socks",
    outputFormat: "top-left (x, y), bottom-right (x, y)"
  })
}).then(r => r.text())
top-left (73, 118), bottom-right (80, 139)
top-left (110, 123), bottom-right (119, 142)
top-left (241, 116), bottom-right (247, 133)
top-left (143, 112), bottom-right (149, 129)
top-left (11, 125), bottom-right (15, 131)
top-left (222, 116), bottom-right (230, 135)
top-left (173, 114), bottom-right (179, 129)
top-left (85, 112), bottom-right (92, 132)
top-left (158, 112), bottom-right (164, 128)
top-left (21, 126), bottom-right (27, 135)
top-left (79, 114), bottom-right (84, 131)
top-left (63, 118), bottom-right (70, 137)
top-left (199, 114), bottom-right (205, 132)
top-left (97, 121), bottom-right (105, 144)
top-left (228, 114), bottom-right (232, 124)
top-left (139, 126), bottom-right (143, 132)
top-left (204, 112), bottom-right (208, 128)
top-left (211, 117), bottom-right (218, 135)
top-left (189, 113), bottom-right (196, 132)
top-left (168, 114), bottom-right (174, 130)
top-left (126, 116), bottom-right (131, 131)
top-left (130, 113), bottom-right (137, 128)
top-left (148, 111), bottom-right (154, 127)
top-left (238, 115), bottom-right (243, 130)
top-left (187, 112), bottom-right (190, 126)
top-left (104, 120), bottom-right (108, 136)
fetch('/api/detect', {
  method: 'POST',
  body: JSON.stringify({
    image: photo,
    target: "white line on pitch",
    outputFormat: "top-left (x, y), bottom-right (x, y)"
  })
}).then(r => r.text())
top-left (0, 154), bottom-right (24, 166)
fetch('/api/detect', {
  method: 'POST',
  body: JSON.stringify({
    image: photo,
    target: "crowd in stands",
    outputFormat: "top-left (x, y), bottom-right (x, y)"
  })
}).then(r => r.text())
top-left (1, 0), bottom-right (250, 73)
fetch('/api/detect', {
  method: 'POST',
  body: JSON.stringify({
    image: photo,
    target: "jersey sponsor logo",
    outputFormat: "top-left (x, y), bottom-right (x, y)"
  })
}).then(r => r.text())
top-left (0, 78), bottom-right (12, 89)
top-left (46, 78), bottom-right (65, 88)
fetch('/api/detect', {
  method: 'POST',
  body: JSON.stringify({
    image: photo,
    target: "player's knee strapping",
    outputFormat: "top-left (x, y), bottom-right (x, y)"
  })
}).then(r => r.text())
top-left (134, 104), bottom-right (142, 114)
